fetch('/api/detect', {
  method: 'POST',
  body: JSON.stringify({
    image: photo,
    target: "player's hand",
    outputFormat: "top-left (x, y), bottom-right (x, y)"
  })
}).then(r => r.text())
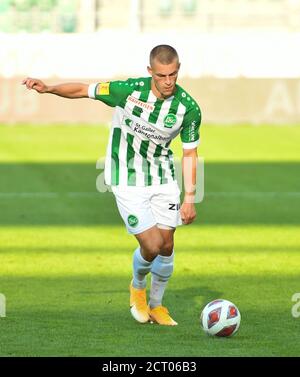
top-left (21, 77), bottom-right (48, 93)
top-left (180, 202), bottom-right (196, 225)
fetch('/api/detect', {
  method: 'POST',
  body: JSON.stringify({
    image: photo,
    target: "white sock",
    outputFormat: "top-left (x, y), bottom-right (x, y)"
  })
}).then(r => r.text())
top-left (132, 247), bottom-right (153, 289)
top-left (149, 252), bottom-right (174, 308)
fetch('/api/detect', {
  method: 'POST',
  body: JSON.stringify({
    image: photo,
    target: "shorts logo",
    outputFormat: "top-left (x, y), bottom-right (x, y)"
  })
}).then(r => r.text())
top-left (128, 214), bottom-right (139, 227)
top-left (97, 82), bottom-right (110, 95)
top-left (168, 203), bottom-right (180, 211)
top-left (164, 114), bottom-right (177, 128)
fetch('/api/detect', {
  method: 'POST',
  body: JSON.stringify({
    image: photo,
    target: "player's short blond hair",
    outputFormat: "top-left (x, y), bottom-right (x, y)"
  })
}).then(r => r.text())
top-left (150, 45), bottom-right (179, 66)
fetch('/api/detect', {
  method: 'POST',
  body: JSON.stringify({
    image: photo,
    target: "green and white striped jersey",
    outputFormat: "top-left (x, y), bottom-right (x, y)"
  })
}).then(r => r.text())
top-left (88, 77), bottom-right (201, 186)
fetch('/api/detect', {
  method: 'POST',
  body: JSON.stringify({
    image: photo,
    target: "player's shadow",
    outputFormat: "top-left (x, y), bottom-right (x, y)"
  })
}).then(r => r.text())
top-left (0, 161), bottom-right (299, 225)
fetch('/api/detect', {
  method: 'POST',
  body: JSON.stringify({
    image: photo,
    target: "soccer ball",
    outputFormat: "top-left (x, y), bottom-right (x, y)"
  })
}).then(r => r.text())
top-left (200, 299), bottom-right (241, 337)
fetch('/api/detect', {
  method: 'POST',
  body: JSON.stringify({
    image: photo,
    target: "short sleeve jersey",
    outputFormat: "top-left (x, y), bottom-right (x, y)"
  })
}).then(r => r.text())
top-left (89, 77), bottom-right (201, 186)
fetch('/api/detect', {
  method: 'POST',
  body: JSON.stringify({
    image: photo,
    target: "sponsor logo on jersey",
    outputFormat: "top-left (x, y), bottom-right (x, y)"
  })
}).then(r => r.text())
top-left (132, 121), bottom-right (170, 143)
top-left (128, 214), bottom-right (139, 227)
top-left (98, 82), bottom-right (110, 95)
top-left (127, 95), bottom-right (154, 112)
top-left (189, 120), bottom-right (197, 141)
top-left (163, 114), bottom-right (177, 128)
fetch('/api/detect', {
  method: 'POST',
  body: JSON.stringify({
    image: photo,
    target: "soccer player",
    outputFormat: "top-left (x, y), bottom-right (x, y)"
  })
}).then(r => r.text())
top-left (22, 45), bottom-right (201, 326)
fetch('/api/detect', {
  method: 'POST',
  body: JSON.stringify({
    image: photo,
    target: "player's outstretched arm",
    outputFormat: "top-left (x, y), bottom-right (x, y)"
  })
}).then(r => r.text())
top-left (21, 77), bottom-right (89, 98)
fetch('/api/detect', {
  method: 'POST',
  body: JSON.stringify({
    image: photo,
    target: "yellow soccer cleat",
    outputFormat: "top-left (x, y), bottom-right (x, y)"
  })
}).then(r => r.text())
top-left (148, 305), bottom-right (178, 326)
top-left (129, 281), bottom-right (150, 324)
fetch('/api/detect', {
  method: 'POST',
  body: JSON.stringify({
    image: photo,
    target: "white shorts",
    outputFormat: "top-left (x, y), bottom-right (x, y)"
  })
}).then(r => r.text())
top-left (111, 182), bottom-right (182, 235)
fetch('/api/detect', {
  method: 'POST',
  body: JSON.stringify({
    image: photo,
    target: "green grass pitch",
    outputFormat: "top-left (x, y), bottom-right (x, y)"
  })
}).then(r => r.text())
top-left (0, 124), bottom-right (299, 356)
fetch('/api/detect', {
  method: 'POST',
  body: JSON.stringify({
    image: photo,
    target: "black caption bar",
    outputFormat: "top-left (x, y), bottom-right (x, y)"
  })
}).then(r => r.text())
top-left (0, 357), bottom-right (299, 375)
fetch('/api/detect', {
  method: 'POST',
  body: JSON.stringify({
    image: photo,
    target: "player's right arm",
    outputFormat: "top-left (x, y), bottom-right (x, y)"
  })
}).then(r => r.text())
top-left (22, 77), bottom-right (88, 98)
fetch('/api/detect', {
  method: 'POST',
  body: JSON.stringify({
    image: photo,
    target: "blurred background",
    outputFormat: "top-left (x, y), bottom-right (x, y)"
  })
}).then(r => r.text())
top-left (1, 0), bottom-right (300, 125)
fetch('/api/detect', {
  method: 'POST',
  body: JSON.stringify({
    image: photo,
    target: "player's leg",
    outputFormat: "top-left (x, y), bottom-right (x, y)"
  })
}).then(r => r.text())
top-left (147, 182), bottom-right (182, 325)
top-left (111, 183), bottom-right (180, 325)
top-left (132, 226), bottom-right (163, 293)
top-left (131, 224), bottom-right (177, 326)
top-left (111, 185), bottom-right (160, 323)
top-left (130, 225), bottom-right (164, 323)
top-left (133, 225), bottom-right (172, 289)
top-left (148, 227), bottom-right (178, 325)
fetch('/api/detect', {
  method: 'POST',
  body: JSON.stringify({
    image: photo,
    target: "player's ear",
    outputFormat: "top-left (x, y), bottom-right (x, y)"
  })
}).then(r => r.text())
top-left (147, 66), bottom-right (153, 76)
top-left (177, 62), bottom-right (181, 71)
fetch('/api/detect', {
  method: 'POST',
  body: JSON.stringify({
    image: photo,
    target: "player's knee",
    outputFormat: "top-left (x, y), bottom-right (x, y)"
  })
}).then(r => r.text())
top-left (161, 240), bottom-right (174, 255)
top-left (142, 238), bottom-right (164, 260)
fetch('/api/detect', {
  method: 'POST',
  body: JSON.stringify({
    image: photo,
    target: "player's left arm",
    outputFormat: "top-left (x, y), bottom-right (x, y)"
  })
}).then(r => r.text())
top-left (179, 105), bottom-right (201, 225)
top-left (181, 147), bottom-right (198, 225)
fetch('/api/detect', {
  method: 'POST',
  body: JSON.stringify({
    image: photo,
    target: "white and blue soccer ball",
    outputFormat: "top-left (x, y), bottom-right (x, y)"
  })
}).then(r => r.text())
top-left (200, 299), bottom-right (241, 337)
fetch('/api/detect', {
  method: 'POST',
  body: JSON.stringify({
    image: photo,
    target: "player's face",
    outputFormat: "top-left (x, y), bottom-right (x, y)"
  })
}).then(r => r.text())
top-left (148, 59), bottom-right (180, 99)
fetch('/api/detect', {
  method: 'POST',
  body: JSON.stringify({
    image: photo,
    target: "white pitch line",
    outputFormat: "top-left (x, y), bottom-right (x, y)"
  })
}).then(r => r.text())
top-left (0, 192), bottom-right (299, 198)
